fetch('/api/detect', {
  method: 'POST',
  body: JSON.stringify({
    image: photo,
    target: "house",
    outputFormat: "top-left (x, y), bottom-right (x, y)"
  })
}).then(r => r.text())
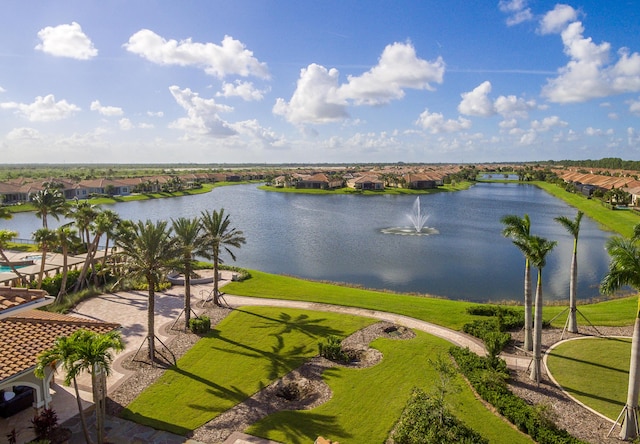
top-left (404, 173), bottom-right (438, 189)
top-left (0, 287), bottom-right (119, 419)
top-left (349, 174), bottom-right (385, 191)
top-left (296, 173), bottom-right (344, 190)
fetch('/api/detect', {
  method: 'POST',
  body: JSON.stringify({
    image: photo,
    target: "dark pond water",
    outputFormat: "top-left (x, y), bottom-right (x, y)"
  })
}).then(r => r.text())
top-left (3, 183), bottom-right (614, 302)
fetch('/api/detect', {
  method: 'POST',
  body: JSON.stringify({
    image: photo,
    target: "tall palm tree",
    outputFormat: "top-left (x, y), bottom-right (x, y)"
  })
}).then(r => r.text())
top-left (501, 214), bottom-right (534, 351)
top-left (31, 187), bottom-right (68, 228)
top-left (33, 227), bottom-right (57, 289)
top-left (200, 209), bottom-right (246, 306)
top-left (555, 211), bottom-right (584, 333)
top-left (93, 209), bottom-right (120, 286)
top-left (115, 219), bottom-right (178, 361)
top-left (172, 216), bottom-right (203, 328)
top-left (601, 230), bottom-right (640, 440)
top-left (70, 200), bottom-right (98, 249)
top-left (35, 329), bottom-right (124, 444)
top-left (0, 229), bottom-right (25, 280)
top-left (54, 225), bottom-right (80, 302)
top-left (528, 235), bottom-right (557, 383)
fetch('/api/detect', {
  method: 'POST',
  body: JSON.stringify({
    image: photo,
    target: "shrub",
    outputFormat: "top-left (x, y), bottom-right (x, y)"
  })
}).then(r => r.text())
top-left (189, 316), bottom-right (211, 334)
top-left (318, 335), bottom-right (348, 362)
top-left (450, 347), bottom-right (587, 444)
top-left (392, 388), bottom-right (488, 444)
top-left (31, 408), bottom-right (58, 441)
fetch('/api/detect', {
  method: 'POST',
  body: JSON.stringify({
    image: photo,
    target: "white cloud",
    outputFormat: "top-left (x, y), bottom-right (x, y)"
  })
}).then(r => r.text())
top-left (273, 63), bottom-right (348, 124)
top-left (630, 98), bottom-right (640, 115)
top-left (531, 115), bottom-right (568, 131)
top-left (539, 4), bottom-right (578, 35)
top-left (458, 81), bottom-right (494, 117)
top-left (337, 41), bottom-right (445, 105)
top-left (415, 109), bottom-right (471, 134)
top-left (274, 42), bottom-right (443, 124)
top-left (585, 127), bottom-right (613, 136)
top-left (6, 127), bottom-right (41, 140)
top-left (542, 21), bottom-right (640, 102)
top-left (147, 111), bottom-right (164, 117)
top-left (217, 80), bottom-right (268, 101)
top-left (458, 81), bottom-right (536, 120)
top-left (0, 86), bottom-right (5, 93)
top-left (234, 119), bottom-right (285, 148)
top-left (498, 0), bottom-right (533, 26)
top-left (90, 100), bottom-right (124, 116)
top-left (168, 85), bottom-right (237, 137)
top-left (124, 30), bottom-right (269, 79)
top-left (494, 94), bottom-right (537, 119)
top-left (119, 118), bottom-right (133, 130)
top-left (0, 94), bottom-right (80, 121)
top-left (35, 22), bottom-right (97, 60)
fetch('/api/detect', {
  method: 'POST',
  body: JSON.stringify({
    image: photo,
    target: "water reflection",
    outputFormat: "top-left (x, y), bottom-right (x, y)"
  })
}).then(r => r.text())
top-left (1, 183), bottom-right (614, 302)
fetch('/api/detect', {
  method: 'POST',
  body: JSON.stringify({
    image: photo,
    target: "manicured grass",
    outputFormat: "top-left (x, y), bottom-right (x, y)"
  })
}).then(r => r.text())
top-left (546, 337), bottom-right (630, 420)
top-left (224, 270), bottom-right (482, 330)
top-left (247, 331), bottom-right (532, 444)
top-left (121, 307), bottom-right (377, 434)
top-left (224, 270), bottom-right (639, 329)
top-left (534, 181), bottom-right (640, 238)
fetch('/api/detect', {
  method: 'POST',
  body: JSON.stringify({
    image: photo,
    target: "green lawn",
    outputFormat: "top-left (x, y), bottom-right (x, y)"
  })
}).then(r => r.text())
top-left (122, 307), bottom-right (376, 434)
top-left (124, 307), bottom-right (532, 443)
top-left (247, 331), bottom-right (532, 444)
top-left (223, 270), bottom-right (639, 329)
top-left (546, 337), bottom-right (630, 420)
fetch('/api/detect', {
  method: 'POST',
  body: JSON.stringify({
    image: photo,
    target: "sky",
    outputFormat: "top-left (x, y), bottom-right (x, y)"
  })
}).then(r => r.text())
top-left (1, 1), bottom-right (640, 165)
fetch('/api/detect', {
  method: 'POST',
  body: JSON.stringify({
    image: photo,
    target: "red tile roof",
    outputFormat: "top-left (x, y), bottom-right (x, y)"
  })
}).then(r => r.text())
top-left (0, 310), bottom-right (119, 382)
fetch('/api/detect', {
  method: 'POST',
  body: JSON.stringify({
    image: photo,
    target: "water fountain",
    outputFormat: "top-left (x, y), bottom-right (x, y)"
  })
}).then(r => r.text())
top-left (381, 196), bottom-right (438, 236)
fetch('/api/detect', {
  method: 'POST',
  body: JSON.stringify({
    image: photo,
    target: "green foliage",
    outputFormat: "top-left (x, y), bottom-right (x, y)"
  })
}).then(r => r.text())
top-left (189, 316), bottom-right (211, 334)
top-left (318, 335), bottom-right (349, 362)
top-left (31, 269), bottom-right (81, 296)
top-left (392, 388), bottom-right (488, 444)
top-left (462, 305), bottom-right (522, 356)
top-left (450, 347), bottom-right (587, 444)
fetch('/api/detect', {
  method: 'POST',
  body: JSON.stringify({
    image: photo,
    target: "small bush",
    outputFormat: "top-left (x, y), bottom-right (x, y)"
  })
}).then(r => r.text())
top-left (392, 388), bottom-right (488, 444)
top-left (450, 347), bottom-right (587, 444)
top-left (189, 316), bottom-right (211, 334)
top-left (31, 408), bottom-right (58, 441)
top-left (318, 335), bottom-right (348, 362)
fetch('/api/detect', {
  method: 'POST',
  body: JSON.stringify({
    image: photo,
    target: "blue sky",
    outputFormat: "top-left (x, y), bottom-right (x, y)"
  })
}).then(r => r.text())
top-left (1, 0), bottom-right (640, 164)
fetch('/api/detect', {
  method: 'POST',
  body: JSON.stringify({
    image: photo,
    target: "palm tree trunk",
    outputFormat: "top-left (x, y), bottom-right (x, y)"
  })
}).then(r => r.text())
top-left (568, 249), bottom-right (578, 333)
top-left (529, 268), bottom-right (543, 383)
top-left (101, 236), bottom-right (110, 285)
top-left (524, 260), bottom-right (533, 351)
top-left (73, 376), bottom-right (94, 444)
top-left (74, 235), bottom-right (99, 292)
top-left (0, 249), bottom-right (24, 280)
top-left (37, 248), bottom-right (48, 289)
top-left (92, 364), bottom-right (106, 444)
top-left (620, 316), bottom-right (640, 440)
top-left (148, 278), bottom-right (156, 361)
top-left (56, 244), bottom-right (69, 303)
top-left (213, 252), bottom-right (220, 306)
top-left (184, 258), bottom-right (192, 329)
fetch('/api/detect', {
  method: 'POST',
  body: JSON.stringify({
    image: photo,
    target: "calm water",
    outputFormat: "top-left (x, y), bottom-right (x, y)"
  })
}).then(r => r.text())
top-left (2, 183), bottom-right (614, 302)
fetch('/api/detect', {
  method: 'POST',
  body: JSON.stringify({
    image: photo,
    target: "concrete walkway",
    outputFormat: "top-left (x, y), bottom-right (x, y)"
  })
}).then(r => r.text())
top-left (10, 275), bottom-right (534, 444)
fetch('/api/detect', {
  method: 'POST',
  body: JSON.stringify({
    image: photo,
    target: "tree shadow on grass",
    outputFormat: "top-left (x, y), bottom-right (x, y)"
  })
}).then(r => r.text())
top-left (249, 411), bottom-right (352, 444)
top-left (233, 308), bottom-right (347, 340)
top-left (548, 351), bottom-right (627, 374)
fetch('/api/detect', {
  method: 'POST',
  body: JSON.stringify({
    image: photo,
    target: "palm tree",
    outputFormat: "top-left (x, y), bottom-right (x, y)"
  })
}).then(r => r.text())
top-left (501, 214), bottom-right (534, 351)
top-left (54, 225), bottom-right (80, 302)
top-left (93, 209), bottom-right (120, 286)
top-left (33, 227), bottom-right (57, 289)
top-left (200, 209), bottom-right (246, 306)
top-left (601, 230), bottom-right (640, 440)
top-left (35, 329), bottom-right (124, 444)
top-left (172, 216), bottom-right (202, 328)
top-left (0, 195), bottom-right (11, 220)
top-left (70, 200), bottom-right (98, 249)
top-left (555, 211), bottom-right (584, 333)
top-left (528, 235), bottom-right (557, 383)
top-left (115, 219), bottom-right (178, 361)
top-left (31, 187), bottom-right (68, 228)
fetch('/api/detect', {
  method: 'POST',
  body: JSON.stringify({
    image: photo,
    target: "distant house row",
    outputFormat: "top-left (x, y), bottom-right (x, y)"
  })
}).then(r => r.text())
top-left (0, 172), bottom-right (251, 204)
top-left (272, 170), bottom-right (452, 191)
top-left (559, 170), bottom-right (640, 205)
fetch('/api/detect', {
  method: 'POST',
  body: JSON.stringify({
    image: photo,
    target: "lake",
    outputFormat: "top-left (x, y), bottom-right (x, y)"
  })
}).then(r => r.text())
top-left (2, 182), bottom-right (614, 302)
